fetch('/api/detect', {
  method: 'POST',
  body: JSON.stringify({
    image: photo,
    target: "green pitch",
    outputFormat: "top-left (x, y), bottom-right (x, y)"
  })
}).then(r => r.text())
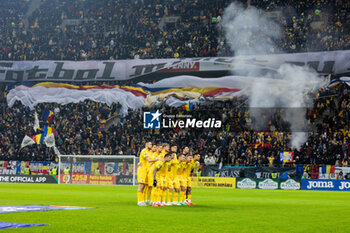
top-left (1, 183), bottom-right (350, 233)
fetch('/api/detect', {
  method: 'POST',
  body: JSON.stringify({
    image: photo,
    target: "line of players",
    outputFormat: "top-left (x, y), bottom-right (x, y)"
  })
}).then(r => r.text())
top-left (136, 141), bottom-right (200, 207)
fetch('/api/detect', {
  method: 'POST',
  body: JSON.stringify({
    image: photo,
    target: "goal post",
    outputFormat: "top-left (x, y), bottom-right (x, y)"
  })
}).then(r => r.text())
top-left (58, 155), bottom-right (138, 186)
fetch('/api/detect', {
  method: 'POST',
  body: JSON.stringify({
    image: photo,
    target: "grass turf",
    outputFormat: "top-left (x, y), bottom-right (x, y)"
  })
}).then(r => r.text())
top-left (0, 183), bottom-right (349, 232)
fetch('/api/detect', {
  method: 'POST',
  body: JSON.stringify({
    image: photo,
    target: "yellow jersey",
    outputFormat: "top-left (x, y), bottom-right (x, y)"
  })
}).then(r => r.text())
top-left (153, 160), bottom-right (168, 179)
top-left (169, 154), bottom-right (178, 180)
top-left (147, 151), bottom-right (157, 168)
top-left (139, 148), bottom-right (150, 167)
top-left (158, 150), bottom-right (168, 177)
top-left (183, 161), bottom-right (193, 178)
top-left (148, 153), bottom-right (160, 176)
top-left (178, 161), bottom-right (188, 177)
top-left (159, 150), bottom-right (167, 159)
top-left (161, 162), bottom-right (170, 177)
top-left (175, 161), bottom-right (184, 177)
top-left (150, 160), bottom-right (160, 179)
top-left (191, 159), bottom-right (200, 173)
top-left (154, 152), bottom-right (162, 159)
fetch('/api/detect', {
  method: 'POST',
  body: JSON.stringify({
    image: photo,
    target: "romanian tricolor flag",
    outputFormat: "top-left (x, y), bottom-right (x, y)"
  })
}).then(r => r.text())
top-left (32, 126), bottom-right (56, 144)
top-left (42, 108), bottom-right (54, 123)
top-left (182, 103), bottom-right (193, 111)
top-left (31, 134), bottom-right (43, 144)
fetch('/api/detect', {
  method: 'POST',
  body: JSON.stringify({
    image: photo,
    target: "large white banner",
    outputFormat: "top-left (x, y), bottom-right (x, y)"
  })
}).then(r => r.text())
top-left (7, 85), bottom-right (145, 115)
top-left (6, 75), bottom-right (249, 113)
top-left (1, 50), bottom-right (350, 82)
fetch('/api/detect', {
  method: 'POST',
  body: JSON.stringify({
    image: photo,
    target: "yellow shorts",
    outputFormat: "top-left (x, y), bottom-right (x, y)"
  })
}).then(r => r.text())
top-left (186, 176), bottom-right (192, 188)
top-left (147, 171), bottom-right (154, 186)
top-left (144, 168), bottom-right (149, 184)
top-left (161, 176), bottom-right (168, 187)
top-left (179, 177), bottom-right (186, 187)
top-left (137, 166), bottom-right (147, 184)
top-left (167, 178), bottom-right (174, 189)
top-left (173, 178), bottom-right (180, 190)
top-left (155, 175), bottom-right (165, 187)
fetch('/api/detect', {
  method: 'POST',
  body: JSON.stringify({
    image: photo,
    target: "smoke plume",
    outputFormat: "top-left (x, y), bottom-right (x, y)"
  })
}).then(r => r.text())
top-left (222, 2), bottom-right (323, 149)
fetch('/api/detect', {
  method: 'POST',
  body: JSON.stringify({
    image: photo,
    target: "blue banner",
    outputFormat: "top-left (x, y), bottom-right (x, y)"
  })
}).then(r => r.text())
top-left (16, 162), bottom-right (21, 174)
top-left (84, 162), bottom-right (91, 175)
top-left (0, 222), bottom-right (46, 229)
top-left (302, 179), bottom-right (350, 191)
top-left (0, 205), bottom-right (93, 214)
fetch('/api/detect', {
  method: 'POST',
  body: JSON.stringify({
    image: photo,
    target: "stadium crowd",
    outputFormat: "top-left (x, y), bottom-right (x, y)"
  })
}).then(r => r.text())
top-left (1, 0), bottom-right (350, 60)
top-left (0, 82), bottom-right (349, 167)
top-left (0, 0), bottom-right (349, 168)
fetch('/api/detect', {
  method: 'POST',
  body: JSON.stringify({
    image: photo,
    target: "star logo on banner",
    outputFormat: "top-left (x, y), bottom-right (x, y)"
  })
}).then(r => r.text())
top-left (150, 110), bottom-right (161, 122)
top-left (143, 110), bottom-right (162, 129)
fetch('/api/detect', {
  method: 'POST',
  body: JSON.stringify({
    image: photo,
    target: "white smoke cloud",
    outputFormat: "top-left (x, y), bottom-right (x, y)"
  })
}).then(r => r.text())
top-left (222, 2), bottom-right (281, 56)
top-left (222, 2), bottom-right (323, 150)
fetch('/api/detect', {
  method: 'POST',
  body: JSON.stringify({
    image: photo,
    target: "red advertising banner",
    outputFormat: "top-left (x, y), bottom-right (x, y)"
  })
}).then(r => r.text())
top-left (88, 175), bottom-right (116, 185)
top-left (60, 174), bottom-right (116, 185)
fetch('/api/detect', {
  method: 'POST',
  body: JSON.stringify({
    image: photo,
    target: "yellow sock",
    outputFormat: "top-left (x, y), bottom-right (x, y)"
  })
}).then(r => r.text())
top-left (137, 192), bottom-right (143, 202)
top-left (151, 188), bottom-right (157, 202)
top-left (143, 186), bottom-right (148, 201)
top-left (183, 191), bottom-right (186, 202)
top-left (173, 191), bottom-right (179, 203)
top-left (162, 190), bottom-right (167, 203)
top-left (157, 188), bottom-right (162, 202)
top-left (147, 187), bottom-right (152, 202)
top-left (180, 191), bottom-right (184, 202)
top-left (188, 194), bottom-right (191, 201)
top-left (167, 190), bottom-right (172, 203)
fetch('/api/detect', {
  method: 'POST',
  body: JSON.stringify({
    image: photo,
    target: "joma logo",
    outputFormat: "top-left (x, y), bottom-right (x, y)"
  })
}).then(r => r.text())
top-left (307, 181), bottom-right (334, 189)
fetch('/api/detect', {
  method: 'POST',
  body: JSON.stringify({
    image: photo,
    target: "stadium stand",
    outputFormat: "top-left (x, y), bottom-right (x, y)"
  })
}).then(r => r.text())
top-left (1, 82), bottom-right (349, 166)
top-left (0, 0), bottom-right (349, 167)
top-left (0, 0), bottom-right (350, 60)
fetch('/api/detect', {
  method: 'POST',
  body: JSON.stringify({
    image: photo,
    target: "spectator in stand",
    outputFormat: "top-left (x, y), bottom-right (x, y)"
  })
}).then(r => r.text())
top-left (239, 168), bottom-right (245, 178)
top-left (204, 155), bottom-right (211, 166)
top-left (268, 155), bottom-right (275, 167)
top-left (345, 172), bottom-right (350, 180)
top-left (337, 170), bottom-right (344, 180)
top-left (302, 171), bottom-right (309, 179)
top-left (204, 154), bottom-right (216, 166)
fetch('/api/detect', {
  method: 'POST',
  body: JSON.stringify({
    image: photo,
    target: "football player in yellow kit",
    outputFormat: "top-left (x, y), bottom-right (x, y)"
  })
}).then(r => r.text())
top-left (185, 153), bottom-right (201, 205)
top-left (178, 146), bottom-right (190, 205)
top-left (159, 143), bottom-right (170, 206)
top-left (148, 143), bottom-right (163, 206)
top-left (172, 152), bottom-right (186, 205)
top-left (152, 153), bottom-right (172, 207)
top-left (144, 144), bottom-right (158, 205)
top-left (165, 145), bottom-right (178, 205)
top-left (136, 141), bottom-right (160, 206)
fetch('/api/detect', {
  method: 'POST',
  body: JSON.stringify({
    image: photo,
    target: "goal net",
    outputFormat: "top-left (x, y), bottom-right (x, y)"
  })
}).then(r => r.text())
top-left (58, 155), bottom-right (138, 186)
